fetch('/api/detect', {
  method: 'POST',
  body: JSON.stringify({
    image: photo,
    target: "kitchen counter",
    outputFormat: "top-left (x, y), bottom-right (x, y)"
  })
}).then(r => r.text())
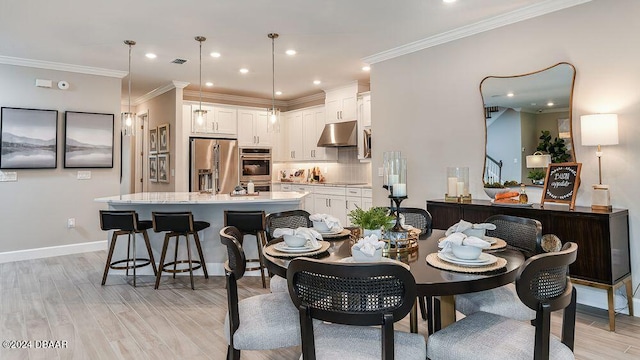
top-left (94, 191), bottom-right (307, 275)
top-left (273, 181), bottom-right (372, 188)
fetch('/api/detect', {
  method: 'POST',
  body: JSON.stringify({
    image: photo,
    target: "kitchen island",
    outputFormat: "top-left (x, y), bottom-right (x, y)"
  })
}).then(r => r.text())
top-left (95, 191), bottom-right (307, 276)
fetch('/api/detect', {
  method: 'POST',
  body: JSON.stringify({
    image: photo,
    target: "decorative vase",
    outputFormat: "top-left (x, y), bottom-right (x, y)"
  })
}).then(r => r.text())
top-left (363, 229), bottom-right (382, 239)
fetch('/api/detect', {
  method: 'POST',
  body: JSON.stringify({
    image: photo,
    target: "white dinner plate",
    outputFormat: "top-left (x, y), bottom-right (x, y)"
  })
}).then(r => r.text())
top-left (339, 257), bottom-right (410, 269)
top-left (438, 252), bottom-right (497, 266)
top-left (317, 227), bottom-right (344, 235)
top-left (274, 241), bottom-right (322, 253)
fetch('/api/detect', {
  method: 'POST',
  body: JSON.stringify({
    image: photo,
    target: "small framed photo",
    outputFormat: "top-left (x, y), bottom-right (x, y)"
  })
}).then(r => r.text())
top-left (64, 111), bottom-right (114, 168)
top-left (149, 127), bottom-right (158, 154)
top-left (149, 155), bottom-right (157, 182)
top-left (1, 107), bottom-right (58, 169)
top-left (157, 153), bottom-right (169, 183)
top-left (158, 124), bottom-right (169, 153)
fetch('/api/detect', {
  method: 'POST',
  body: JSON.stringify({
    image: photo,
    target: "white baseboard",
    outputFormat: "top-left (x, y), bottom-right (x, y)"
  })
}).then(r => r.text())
top-left (0, 240), bottom-right (107, 264)
top-left (575, 284), bottom-right (638, 317)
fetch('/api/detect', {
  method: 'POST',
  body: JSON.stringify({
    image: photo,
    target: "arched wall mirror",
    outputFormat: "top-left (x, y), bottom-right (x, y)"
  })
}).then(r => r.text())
top-left (482, 62), bottom-right (576, 187)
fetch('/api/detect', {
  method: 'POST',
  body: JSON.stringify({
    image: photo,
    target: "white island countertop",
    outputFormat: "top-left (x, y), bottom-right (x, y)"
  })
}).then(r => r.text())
top-left (95, 191), bottom-right (308, 205)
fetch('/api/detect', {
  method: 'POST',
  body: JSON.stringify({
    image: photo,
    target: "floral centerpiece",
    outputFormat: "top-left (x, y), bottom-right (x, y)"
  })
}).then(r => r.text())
top-left (347, 206), bottom-right (395, 238)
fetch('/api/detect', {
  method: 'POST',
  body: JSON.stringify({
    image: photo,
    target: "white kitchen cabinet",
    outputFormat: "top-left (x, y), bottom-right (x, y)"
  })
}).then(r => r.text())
top-left (324, 82), bottom-right (368, 123)
top-left (272, 113), bottom-right (289, 162)
top-left (214, 106), bottom-right (238, 135)
top-left (292, 184), bottom-right (315, 213)
top-left (314, 186), bottom-right (348, 226)
top-left (238, 109), bottom-right (272, 147)
top-left (302, 107), bottom-right (337, 161)
top-left (271, 183), bottom-right (281, 191)
top-left (346, 196), bottom-right (362, 226)
top-left (361, 188), bottom-right (373, 211)
top-left (187, 103), bottom-right (237, 136)
top-left (358, 92), bottom-right (371, 127)
top-left (286, 110), bottom-right (304, 161)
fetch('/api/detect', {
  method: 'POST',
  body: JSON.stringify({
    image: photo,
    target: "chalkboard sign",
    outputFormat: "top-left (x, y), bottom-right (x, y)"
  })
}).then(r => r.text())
top-left (541, 162), bottom-right (581, 210)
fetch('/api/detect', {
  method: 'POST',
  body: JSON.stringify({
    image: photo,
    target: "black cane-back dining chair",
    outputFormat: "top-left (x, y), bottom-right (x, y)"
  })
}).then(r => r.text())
top-left (427, 242), bottom-right (578, 360)
top-left (287, 258), bottom-right (426, 360)
top-left (220, 226), bottom-right (300, 360)
top-left (455, 214), bottom-right (543, 321)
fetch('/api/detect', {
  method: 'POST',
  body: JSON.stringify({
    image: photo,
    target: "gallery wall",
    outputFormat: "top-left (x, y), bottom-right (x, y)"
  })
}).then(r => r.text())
top-left (372, 0), bottom-right (639, 306)
top-left (0, 64), bottom-right (121, 254)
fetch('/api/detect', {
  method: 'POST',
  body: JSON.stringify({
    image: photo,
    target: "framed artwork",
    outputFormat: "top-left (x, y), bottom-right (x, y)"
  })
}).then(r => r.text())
top-left (149, 127), bottom-right (158, 154)
top-left (63, 111), bottom-right (114, 168)
top-left (149, 155), bottom-right (158, 182)
top-left (1, 107), bottom-right (58, 169)
top-left (157, 153), bottom-right (169, 183)
top-left (158, 123), bottom-right (169, 153)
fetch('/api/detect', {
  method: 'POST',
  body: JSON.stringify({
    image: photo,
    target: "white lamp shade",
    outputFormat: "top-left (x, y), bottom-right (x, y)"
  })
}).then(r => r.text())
top-left (580, 114), bottom-right (619, 146)
top-left (526, 153), bottom-right (551, 168)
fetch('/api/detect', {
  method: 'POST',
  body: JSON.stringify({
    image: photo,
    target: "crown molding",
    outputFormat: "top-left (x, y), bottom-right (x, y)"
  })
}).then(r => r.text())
top-left (183, 90), bottom-right (289, 108)
top-left (0, 55), bottom-right (128, 78)
top-left (287, 92), bottom-right (325, 106)
top-left (363, 0), bottom-right (592, 64)
top-left (172, 81), bottom-right (190, 89)
top-left (134, 81), bottom-right (190, 105)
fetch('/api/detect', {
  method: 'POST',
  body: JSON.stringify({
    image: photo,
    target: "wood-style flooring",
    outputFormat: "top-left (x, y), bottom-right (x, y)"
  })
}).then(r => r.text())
top-left (0, 250), bottom-right (638, 359)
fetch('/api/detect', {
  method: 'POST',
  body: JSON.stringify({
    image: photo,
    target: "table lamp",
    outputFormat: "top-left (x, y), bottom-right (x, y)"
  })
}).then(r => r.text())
top-left (580, 113), bottom-right (619, 210)
top-left (525, 151), bottom-right (552, 185)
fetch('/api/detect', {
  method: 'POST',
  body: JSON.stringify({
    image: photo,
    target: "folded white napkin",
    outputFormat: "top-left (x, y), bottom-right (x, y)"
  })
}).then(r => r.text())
top-left (445, 220), bottom-right (497, 236)
top-left (309, 213), bottom-right (342, 230)
top-left (438, 232), bottom-right (491, 253)
top-left (351, 234), bottom-right (385, 257)
top-left (273, 227), bottom-right (322, 247)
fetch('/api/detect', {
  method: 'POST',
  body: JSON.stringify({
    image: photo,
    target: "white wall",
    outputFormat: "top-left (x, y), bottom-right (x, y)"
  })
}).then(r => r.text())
top-left (372, 0), bottom-right (640, 301)
top-left (0, 64), bottom-right (121, 253)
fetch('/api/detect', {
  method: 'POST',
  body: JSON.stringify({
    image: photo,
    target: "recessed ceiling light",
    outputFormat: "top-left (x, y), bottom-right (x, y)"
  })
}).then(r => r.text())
top-left (313, 80), bottom-right (321, 85)
top-left (507, 92), bottom-right (514, 97)
top-left (285, 49), bottom-right (296, 56)
top-left (210, 52), bottom-right (221, 58)
top-left (205, 82), bottom-right (213, 87)
top-left (145, 53), bottom-right (157, 59)
top-left (443, 0), bottom-right (456, 3)
top-left (362, 66), bottom-right (371, 71)
top-left (547, 102), bottom-right (554, 107)
top-left (275, 91), bottom-right (282, 96)
top-left (239, 68), bottom-right (249, 74)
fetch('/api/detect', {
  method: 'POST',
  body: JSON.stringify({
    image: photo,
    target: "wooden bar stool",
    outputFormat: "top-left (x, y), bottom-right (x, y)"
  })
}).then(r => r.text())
top-left (152, 211), bottom-right (209, 290)
top-left (99, 210), bottom-right (157, 287)
top-left (224, 210), bottom-right (268, 288)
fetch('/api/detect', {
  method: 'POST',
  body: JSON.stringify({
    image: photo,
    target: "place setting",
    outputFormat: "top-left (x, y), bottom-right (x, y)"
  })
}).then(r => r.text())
top-left (309, 213), bottom-right (351, 239)
top-left (436, 220), bottom-right (507, 251)
top-left (265, 227), bottom-right (331, 258)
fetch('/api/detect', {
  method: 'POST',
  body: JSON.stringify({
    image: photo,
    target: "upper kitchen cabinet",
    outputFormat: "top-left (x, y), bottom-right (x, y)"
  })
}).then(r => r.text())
top-left (186, 102), bottom-right (237, 136)
top-left (357, 92), bottom-right (371, 160)
top-left (324, 81), bottom-right (369, 123)
top-left (238, 108), bottom-right (272, 147)
top-left (286, 110), bottom-right (304, 161)
top-left (302, 106), bottom-right (337, 161)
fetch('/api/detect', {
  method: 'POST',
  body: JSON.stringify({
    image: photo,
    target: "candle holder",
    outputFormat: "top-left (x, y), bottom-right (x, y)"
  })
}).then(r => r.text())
top-left (445, 167), bottom-right (472, 203)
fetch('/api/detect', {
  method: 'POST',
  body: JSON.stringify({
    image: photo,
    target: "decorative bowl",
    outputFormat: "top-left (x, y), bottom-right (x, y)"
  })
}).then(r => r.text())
top-left (483, 187), bottom-right (510, 199)
top-left (312, 221), bottom-right (331, 233)
top-left (351, 247), bottom-right (383, 262)
top-left (283, 235), bottom-right (307, 248)
top-left (451, 244), bottom-right (482, 260)
top-left (462, 228), bottom-right (486, 238)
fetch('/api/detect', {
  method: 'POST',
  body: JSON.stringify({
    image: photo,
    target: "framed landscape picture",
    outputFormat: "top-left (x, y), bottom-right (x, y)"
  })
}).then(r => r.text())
top-left (157, 153), bottom-right (169, 183)
top-left (1, 107), bottom-right (58, 169)
top-left (149, 155), bottom-right (157, 182)
top-left (158, 123), bottom-right (169, 153)
top-left (149, 127), bottom-right (157, 154)
top-left (63, 111), bottom-right (114, 168)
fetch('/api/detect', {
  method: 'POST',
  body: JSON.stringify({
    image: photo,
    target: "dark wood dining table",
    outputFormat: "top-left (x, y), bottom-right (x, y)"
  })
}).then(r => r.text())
top-left (263, 229), bottom-right (525, 333)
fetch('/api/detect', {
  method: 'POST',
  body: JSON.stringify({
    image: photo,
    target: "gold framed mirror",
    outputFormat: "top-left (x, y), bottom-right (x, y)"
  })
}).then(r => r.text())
top-left (481, 62), bottom-right (576, 187)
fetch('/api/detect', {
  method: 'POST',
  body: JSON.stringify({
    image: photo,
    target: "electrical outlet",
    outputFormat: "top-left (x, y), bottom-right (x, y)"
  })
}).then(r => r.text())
top-left (67, 218), bottom-right (76, 228)
top-left (378, 167), bottom-right (384, 176)
top-left (0, 171), bottom-right (17, 182)
top-left (77, 171), bottom-right (91, 180)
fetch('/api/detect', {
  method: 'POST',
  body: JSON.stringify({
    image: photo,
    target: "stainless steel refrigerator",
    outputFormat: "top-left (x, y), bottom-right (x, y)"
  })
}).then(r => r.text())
top-left (189, 138), bottom-right (239, 193)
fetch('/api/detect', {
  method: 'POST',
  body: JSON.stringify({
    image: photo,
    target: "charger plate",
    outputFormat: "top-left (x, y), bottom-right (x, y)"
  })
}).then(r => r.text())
top-left (426, 252), bottom-right (507, 274)
top-left (265, 240), bottom-right (331, 258)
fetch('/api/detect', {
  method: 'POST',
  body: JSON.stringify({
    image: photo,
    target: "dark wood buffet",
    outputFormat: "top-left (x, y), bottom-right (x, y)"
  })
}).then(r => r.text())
top-left (426, 199), bottom-right (633, 331)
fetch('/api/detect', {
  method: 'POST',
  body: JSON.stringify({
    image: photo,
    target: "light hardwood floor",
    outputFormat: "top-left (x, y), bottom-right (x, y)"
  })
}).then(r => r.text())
top-left (0, 250), bottom-right (638, 359)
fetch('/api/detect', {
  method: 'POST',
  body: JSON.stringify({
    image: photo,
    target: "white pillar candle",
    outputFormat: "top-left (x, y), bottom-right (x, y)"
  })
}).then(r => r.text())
top-left (393, 183), bottom-right (407, 197)
top-left (388, 174), bottom-right (399, 186)
top-left (447, 177), bottom-right (458, 196)
top-left (456, 181), bottom-right (464, 197)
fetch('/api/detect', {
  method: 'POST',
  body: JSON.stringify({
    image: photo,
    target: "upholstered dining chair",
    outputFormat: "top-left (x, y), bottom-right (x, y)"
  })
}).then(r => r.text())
top-left (220, 226), bottom-right (301, 360)
top-left (455, 214), bottom-right (543, 321)
top-left (287, 258), bottom-right (426, 360)
top-left (427, 242), bottom-right (578, 360)
top-left (264, 209), bottom-right (312, 293)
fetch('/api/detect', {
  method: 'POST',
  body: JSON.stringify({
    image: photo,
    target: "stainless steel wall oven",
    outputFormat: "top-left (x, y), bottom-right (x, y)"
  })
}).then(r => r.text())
top-left (240, 148), bottom-right (272, 183)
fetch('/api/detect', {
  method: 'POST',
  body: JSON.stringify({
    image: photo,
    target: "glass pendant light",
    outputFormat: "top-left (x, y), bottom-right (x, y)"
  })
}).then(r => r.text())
top-left (268, 33), bottom-right (280, 132)
top-left (121, 40), bottom-right (136, 136)
top-left (193, 36), bottom-right (207, 129)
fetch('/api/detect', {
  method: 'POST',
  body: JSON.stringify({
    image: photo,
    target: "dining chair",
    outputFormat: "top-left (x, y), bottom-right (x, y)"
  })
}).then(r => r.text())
top-left (220, 226), bottom-right (301, 360)
top-left (264, 209), bottom-right (312, 293)
top-left (455, 214), bottom-right (543, 321)
top-left (224, 210), bottom-right (268, 288)
top-left (427, 242), bottom-right (578, 360)
top-left (287, 258), bottom-right (426, 360)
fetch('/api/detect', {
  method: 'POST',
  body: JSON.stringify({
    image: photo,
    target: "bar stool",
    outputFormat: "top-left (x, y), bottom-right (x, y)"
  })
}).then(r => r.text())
top-left (224, 210), bottom-right (268, 288)
top-left (152, 211), bottom-right (209, 290)
top-left (99, 210), bottom-right (157, 287)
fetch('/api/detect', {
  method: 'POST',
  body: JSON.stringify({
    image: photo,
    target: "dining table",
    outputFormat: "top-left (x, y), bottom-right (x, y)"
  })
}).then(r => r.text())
top-left (262, 228), bottom-right (526, 333)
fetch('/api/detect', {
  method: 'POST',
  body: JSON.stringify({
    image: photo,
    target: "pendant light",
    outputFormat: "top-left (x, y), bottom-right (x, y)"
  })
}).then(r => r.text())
top-left (121, 40), bottom-right (136, 136)
top-left (268, 33), bottom-right (280, 132)
top-left (193, 36), bottom-right (207, 128)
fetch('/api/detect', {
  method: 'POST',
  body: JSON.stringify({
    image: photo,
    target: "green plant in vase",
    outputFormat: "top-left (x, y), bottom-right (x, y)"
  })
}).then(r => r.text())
top-left (348, 206), bottom-right (395, 238)
top-left (527, 169), bottom-right (546, 185)
top-left (537, 130), bottom-right (571, 163)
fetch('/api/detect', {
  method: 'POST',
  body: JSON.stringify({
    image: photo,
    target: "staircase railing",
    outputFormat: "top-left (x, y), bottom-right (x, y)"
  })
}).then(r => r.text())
top-left (484, 155), bottom-right (503, 184)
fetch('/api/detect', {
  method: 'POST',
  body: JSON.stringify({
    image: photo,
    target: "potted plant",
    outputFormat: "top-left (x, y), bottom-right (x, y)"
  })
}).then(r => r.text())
top-left (527, 169), bottom-right (546, 185)
top-left (537, 130), bottom-right (570, 163)
top-left (347, 206), bottom-right (395, 238)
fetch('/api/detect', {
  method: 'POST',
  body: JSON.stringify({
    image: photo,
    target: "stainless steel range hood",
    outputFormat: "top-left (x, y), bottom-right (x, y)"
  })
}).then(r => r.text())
top-left (317, 120), bottom-right (357, 147)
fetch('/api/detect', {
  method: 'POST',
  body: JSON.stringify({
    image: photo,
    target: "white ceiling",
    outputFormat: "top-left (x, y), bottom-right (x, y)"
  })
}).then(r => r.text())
top-left (0, 0), bottom-right (582, 102)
